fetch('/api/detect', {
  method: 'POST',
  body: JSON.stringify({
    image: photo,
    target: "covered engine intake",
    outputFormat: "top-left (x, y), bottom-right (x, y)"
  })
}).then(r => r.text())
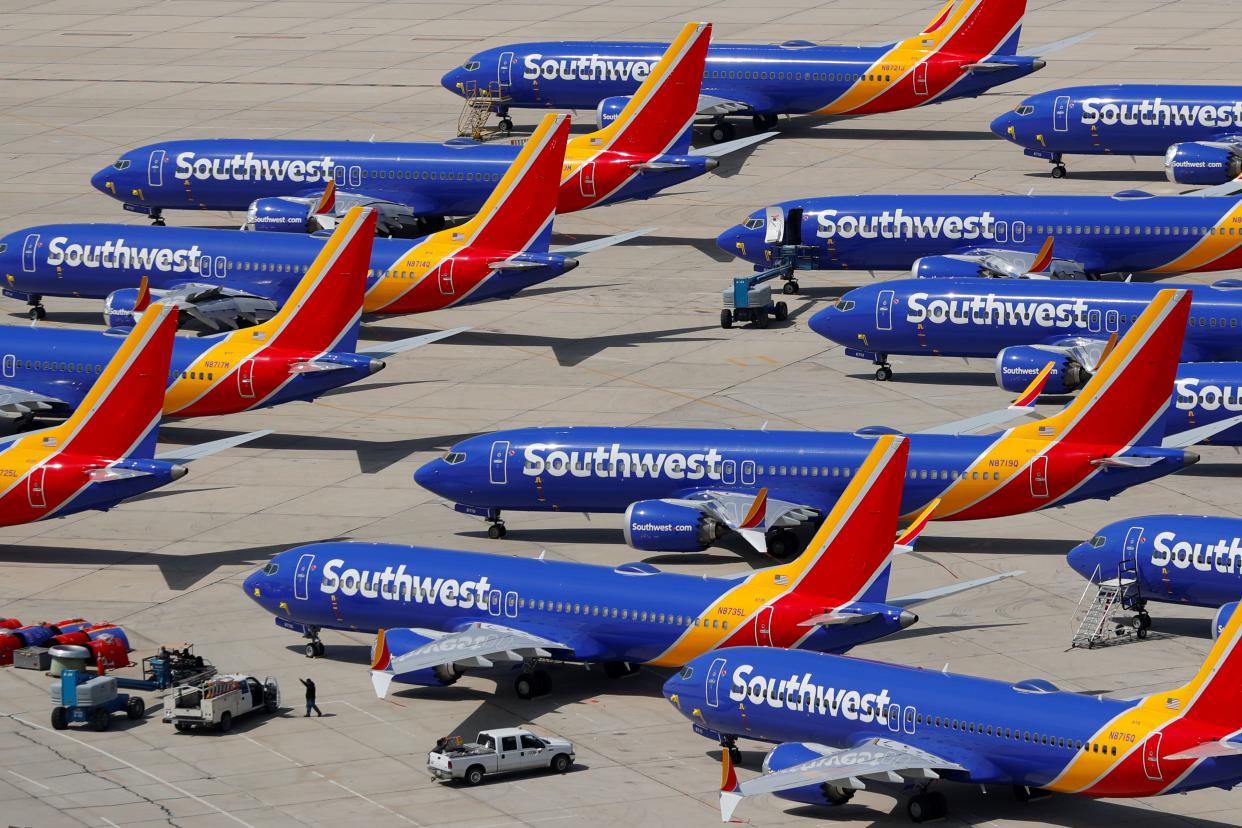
top-left (623, 500), bottom-right (723, 552)
top-left (1165, 142), bottom-right (1242, 186)
top-left (246, 197), bottom-right (321, 233)
top-left (911, 255), bottom-right (988, 279)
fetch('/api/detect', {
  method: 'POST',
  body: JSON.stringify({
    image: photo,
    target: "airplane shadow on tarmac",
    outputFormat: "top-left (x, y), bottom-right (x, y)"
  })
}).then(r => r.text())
top-left (919, 535), bottom-right (1074, 557)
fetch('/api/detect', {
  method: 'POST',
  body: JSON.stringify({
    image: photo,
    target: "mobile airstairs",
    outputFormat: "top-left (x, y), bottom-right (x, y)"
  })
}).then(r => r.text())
top-left (1070, 556), bottom-right (1151, 648)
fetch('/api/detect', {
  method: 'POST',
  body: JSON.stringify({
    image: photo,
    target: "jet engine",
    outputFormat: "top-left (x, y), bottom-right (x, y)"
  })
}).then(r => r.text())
top-left (1213, 601), bottom-right (1237, 640)
top-left (762, 742), bottom-right (856, 806)
top-left (1164, 142), bottom-right (1242, 186)
top-left (595, 96), bottom-right (632, 128)
top-left (622, 500), bottom-right (724, 552)
top-left (911, 255), bottom-right (988, 279)
top-left (102, 287), bottom-right (145, 328)
top-left (245, 197), bottom-right (324, 233)
top-left (372, 628), bottom-right (464, 687)
top-left (994, 346), bottom-right (1088, 394)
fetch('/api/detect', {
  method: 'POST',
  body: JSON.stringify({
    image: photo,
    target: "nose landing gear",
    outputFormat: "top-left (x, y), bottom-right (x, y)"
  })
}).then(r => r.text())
top-left (26, 295), bottom-right (45, 321)
top-left (873, 356), bottom-right (893, 381)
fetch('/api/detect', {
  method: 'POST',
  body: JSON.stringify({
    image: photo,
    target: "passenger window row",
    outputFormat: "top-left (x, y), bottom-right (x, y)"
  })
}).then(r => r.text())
top-left (17, 359), bottom-right (102, 374)
top-left (708, 70), bottom-right (891, 84)
top-left (365, 169), bottom-right (502, 183)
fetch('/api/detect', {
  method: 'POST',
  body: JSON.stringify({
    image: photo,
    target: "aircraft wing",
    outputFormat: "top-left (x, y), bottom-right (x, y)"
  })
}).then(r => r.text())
top-left (721, 737), bottom-right (965, 822)
top-left (0, 385), bottom-right (68, 419)
top-left (552, 227), bottom-right (654, 257)
top-left (371, 622), bottom-right (570, 699)
top-left (325, 191), bottom-right (426, 235)
top-left (916, 362), bottom-right (1053, 435)
top-left (356, 327), bottom-right (469, 360)
top-left (672, 489), bottom-right (822, 555)
top-left (155, 430), bottom-right (271, 464)
top-left (697, 93), bottom-right (752, 116)
top-left (943, 241), bottom-right (1083, 280)
top-left (1162, 412), bottom-right (1242, 448)
top-left (150, 281), bottom-right (287, 331)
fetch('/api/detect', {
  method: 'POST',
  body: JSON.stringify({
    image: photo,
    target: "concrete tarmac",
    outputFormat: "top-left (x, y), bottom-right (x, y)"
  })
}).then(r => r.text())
top-left (0, 1), bottom-right (1239, 825)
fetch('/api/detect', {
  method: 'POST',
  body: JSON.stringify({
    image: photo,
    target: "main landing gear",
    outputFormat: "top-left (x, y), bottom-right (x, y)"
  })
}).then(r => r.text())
top-left (906, 790), bottom-right (948, 823)
top-left (303, 626), bottom-right (325, 658)
top-left (765, 527), bottom-right (800, 560)
top-left (514, 667), bottom-right (551, 699)
top-left (709, 119), bottom-right (736, 144)
top-left (26, 295), bottom-right (45, 321)
top-left (752, 113), bottom-right (778, 131)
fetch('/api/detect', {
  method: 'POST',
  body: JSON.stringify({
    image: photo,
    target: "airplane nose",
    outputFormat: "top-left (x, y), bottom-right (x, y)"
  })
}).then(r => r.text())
top-left (990, 113), bottom-right (1014, 141)
top-left (242, 569), bottom-right (261, 599)
top-left (661, 675), bottom-right (682, 708)
top-left (413, 459), bottom-right (442, 493)
top-left (1066, 542), bottom-right (1105, 581)
top-left (90, 167), bottom-right (116, 197)
top-left (808, 307), bottom-right (844, 343)
top-left (441, 67), bottom-right (467, 94)
top-left (716, 225), bottom-right (747, 259)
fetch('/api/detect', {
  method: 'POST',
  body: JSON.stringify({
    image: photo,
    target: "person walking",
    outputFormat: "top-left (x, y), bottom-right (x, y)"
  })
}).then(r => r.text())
top-left (300, 677), bottom-right (322, 717)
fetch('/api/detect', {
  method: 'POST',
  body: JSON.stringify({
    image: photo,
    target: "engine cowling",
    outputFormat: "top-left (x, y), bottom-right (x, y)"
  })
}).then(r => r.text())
top-left (596, 96), bottom-right (632, 128)
top-left (623, 500), bottom-right (723, 552)
top-left (1164, 142), bottom-right (1242, 185)
top-left (911, 255), bottom-right (988, 279)
top-left (1214, 601), bottom-right (1238, 640)
top-left (246, 197), bottom-right (315, 233)
top-left (372, 628), bottom-right (464, 687)
top-left (994, 346), bottom-right (1088, 394)
top-left (762, 743), bottom-right (856, 807)
top-left (103, 288), bottom-right (143, 328)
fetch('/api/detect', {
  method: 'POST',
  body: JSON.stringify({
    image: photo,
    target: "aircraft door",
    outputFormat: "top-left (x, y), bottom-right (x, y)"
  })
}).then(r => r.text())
top-left (876, 289), bottom-right (895, 331)
top-left (349, 166), bottom-right (362, 187)
top-left (26, 466), bottom-right (46, 509)
top-left (333, 166), bottom-right (346, 187)
top-left (1087, 309), bottom-right (1101, 332)
top-left (783, 208), bottom-right (803, 246)
top-left (1053, 95), bottom-right (1071, 132)
top-left (1142, 733), bottom-right (1163, 781)
top-left (579, 162), bottom-right (596, 198)
top-left (2, 355), bottom-right (14, 379)
top-left (705, 656), bottom-right (728, 708)
top-left (995, 220), bottom-right (1008, 243)
top-left (489, 440), bottom-right (509, 484)
top-left (436, 260), bottom-right (455, 295)
top-left (764, 206), bottom-right (784, 244)
top-left (1105, 309), bottom-right (1120, 333)
top-left (741, 460), bottom-right (756, 485)
top-left (913, 62), bottom-right (929, 96)
top-left (903, 706), bottom-right (916, 734)
top-left (147, 150), bottom-right (165, 188)
top-left (293, 553), bottom-right (315, 600)
top-left (488, 589), bottom-right (502, 616)
top-left (21, 233), bottom-right (39, 273)
top-left (1029, 455), bottom-right (1049, 498)
top-left (498, 51), bottom-right (514, 89)
top-left (755, 605), bottom-right (774, 646)
top-left (887, 704), bottom-right (902, 732)
top-left (237, 359), bottom-right (256, 399)
top-left (722, 459), bottom-right (736, 485)
top-left (505, 591), bottom-right (517, 618)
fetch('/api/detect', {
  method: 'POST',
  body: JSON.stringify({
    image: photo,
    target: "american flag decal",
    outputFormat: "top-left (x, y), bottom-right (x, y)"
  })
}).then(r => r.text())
top-left (1166, 697), bottom-right (1181, 710)
top-left (774, 575), bottom-right (788, 585)
top-left (1039, 426), bottom-right (1055, 436)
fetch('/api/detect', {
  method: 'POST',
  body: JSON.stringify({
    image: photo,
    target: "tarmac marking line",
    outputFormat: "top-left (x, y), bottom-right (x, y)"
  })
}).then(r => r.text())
top-left (242, 734), bottom-right (302, 766)
top-left (327, 778), bottom-right (423, 826)
top-left (8, 769), bottom-right (50, 790)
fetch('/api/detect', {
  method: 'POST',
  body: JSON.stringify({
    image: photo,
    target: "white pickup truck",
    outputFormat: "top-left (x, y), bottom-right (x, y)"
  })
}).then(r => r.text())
top-left (163, 674), bottom-right (279, 732)
top-left (427, 728), bottom-right (575, 785)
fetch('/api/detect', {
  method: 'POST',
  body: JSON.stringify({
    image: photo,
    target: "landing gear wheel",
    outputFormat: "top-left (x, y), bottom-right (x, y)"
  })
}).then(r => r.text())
top-left (709, 121), bottom-right (736, 143)
top-left (728, 745), bottom-right (742, 766)
top-left (499, 117), bottom-right (514, 133)
top-left (515, 671), bottom-right (547, 699)
top-left (907, 791), bottom-right (947, 822)
top-left (313, 640), bottom-right (325, 657)
top-left (782, 280), bottom-right (800, 295)
top-left (51, 707), bottom-right (67, 730)
top-left (1135, 613), bottom-right (1151, 639)
top-left (487, 523), bottom-right (507, 539)
top-left (875, 366), bottom-right (893, 382)
top-left (752, 113), bottom-right (778, 131)
top-left (765, 528), bottom-right (799, 560)
top-left (774, 301), bottom-right (788, 322)
top-left (720, 309), bottom-right (733, 329)
top-left (126, 697), bottom-right (144, 720)
top-left (1051, 164), bottom-right (1067, 179)
top-left (28, 306), bottom-right (45, 321)
top-left (91, 708), bottom-right (111, 731)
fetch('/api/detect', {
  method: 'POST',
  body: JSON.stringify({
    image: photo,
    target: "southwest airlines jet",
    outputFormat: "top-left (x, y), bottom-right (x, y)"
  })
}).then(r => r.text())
top-left (7, 115), bottom-right (636, 325)
top-left (89, 24), bottom-right (763, 233)
top-left (0, 209), bottom-right (459, 426)
top-left (416, 291), bottom-right (1209, 557)
top-left (244, 435), bottom-right (1016, 697)
top-left (665, 601), bottom-right (1242, 822)
top-left (717, 192), bottom-right (1242, 288)
top-left (1069, 515), bottom-right (1242, 633)
top-left (991, 85), bottom-right (1242, 181)
top-left (0, 304), bottom-right (262, 527)
top-left (443, 0), bottom-right (1046, 142)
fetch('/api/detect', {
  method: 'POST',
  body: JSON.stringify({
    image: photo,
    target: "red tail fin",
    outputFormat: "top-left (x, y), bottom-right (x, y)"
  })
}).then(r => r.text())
top-left (51, 302), bottom-right (178, 460)
top-left (453, 113), bottom-right (568, 253)
top-left (937, 0), bottom-right (1027, 57)
top-left (772, 435), bottom-right (909, 599)
top-left (573, 22), bottom-right (709, 157)
top-left (250, 205), bottom-right (376, 353)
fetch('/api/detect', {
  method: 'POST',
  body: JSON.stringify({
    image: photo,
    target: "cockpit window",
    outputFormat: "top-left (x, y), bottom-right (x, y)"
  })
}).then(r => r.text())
top-left (262, 562), bottom-right (280, 575)
top-left (1014, 105), bottom-right (1034, 116)
top-left (443, 451), bottom-right (467, 465)
top-left (0, 244), bottom-right (7, 254)
top-left (678, 666), bottom-right (694, 680)
top-left (1089, 535), bottom-right (1106, 548)
top-left (742, 218), bottom-right (764, 230)
top-left (462, 61), bottom-right (481, 71)
top-left (112, 159), bottom-right (131, 170)
top-left (837, 300), bottom-right (855, 312)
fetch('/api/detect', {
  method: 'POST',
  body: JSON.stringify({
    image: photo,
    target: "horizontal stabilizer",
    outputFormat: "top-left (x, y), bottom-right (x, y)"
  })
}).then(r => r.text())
top-left (1091, 455), bottom-right (1164, 469)
top-left (961, 62), bottom-right (1020, 72)
top-left (357, 327), bottom-right (468, 360)
top-left (155, 429), bottom-right (271, 464)
top-left (1162, 413), bottom-right (1242, 448)
top-left (797, 610), bottom-right (880, 628)
top-left (288, 360), bottom-right (351, 374)
top-left (1165, 740), bottom-right (1242, 761)
top-left (552, 227), bottom-right (653, 257)
top-left (691, 131), bottom-right (778, 158)
top-left (1023, 31), bottom-right (1095, 57)
top-left (697, 94), bottom-right (751, 116)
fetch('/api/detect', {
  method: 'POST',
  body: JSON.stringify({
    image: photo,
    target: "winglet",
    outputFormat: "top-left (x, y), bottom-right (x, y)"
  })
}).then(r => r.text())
top-left (134, 276), bottom-right (151, 313)
top-left (895, 498), bottom-right (939, 549)
top-left (1027, 236), bottom-right (1055, 275)
top-left (1010, 361), bottom-right (1053, 409)
top-left (313, 179), bottom-right (336, 215)
top-left (739, 488), bottom-right (768, 530)
top-left (720, 748), bottom-right (742, 822)
top-left (371, 628), bottom-right (392, 671)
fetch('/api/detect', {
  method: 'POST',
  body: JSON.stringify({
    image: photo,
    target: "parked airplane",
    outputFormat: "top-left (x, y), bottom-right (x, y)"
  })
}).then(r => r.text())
top-left (0, 208), bottom-right (461, 426)
top-left (811, 277), bottom-right (1242, 386)
top-left (244, 435), bottom-right (1015, 697)
top-left (12, 115), bottom-right (640, 324)
top-left (717, 193), bottom-right (1242, 290)
top-left (442, 0), bottom-right (1046, 142)
top-left (416, 291), bottom-right (1214, 557)
top-left (664, 599), bottom-right (1242, 823)
top-left (0, 303), bottom-right (264, 527)
top-left (991, 85), bottom-right (1242, 181)
top-left (1068, 515), bottom-right (1242, 635)
top-left (89, 23), bottom-right (763, 233)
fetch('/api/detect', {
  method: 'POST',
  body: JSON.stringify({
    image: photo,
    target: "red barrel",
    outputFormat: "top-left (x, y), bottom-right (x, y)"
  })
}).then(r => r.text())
top-left (52, 631), bottom-right (90, 646)
top-left (53, 619), bottom-right (90, 635)
top-left (86, 625), bottom-right (131, 652)
top-left (0, 618), bottom-right (21, 630)
top-left (0, 632), bottom-right (19, 666)
top-left (88, 635), bottom-right (129, 669)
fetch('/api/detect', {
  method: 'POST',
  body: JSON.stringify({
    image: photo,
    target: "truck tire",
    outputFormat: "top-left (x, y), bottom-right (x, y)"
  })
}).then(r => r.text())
top-left (91, 708), bottom-right (111, 731)
top-left (464, 765), bottom-right (485, 786)
top-left (126, 697), bottom-right (144, 720)
top-left (551, 753), bottom-right (571, 773)
top-left (218, 711), bottom-right (232, 733)
top-left (51, 707), bottom-right (67, 730)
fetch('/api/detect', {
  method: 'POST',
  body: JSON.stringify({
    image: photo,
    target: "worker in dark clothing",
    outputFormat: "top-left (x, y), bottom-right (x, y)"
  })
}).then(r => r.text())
top-left (300, 678), bottom-right (322, 717)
